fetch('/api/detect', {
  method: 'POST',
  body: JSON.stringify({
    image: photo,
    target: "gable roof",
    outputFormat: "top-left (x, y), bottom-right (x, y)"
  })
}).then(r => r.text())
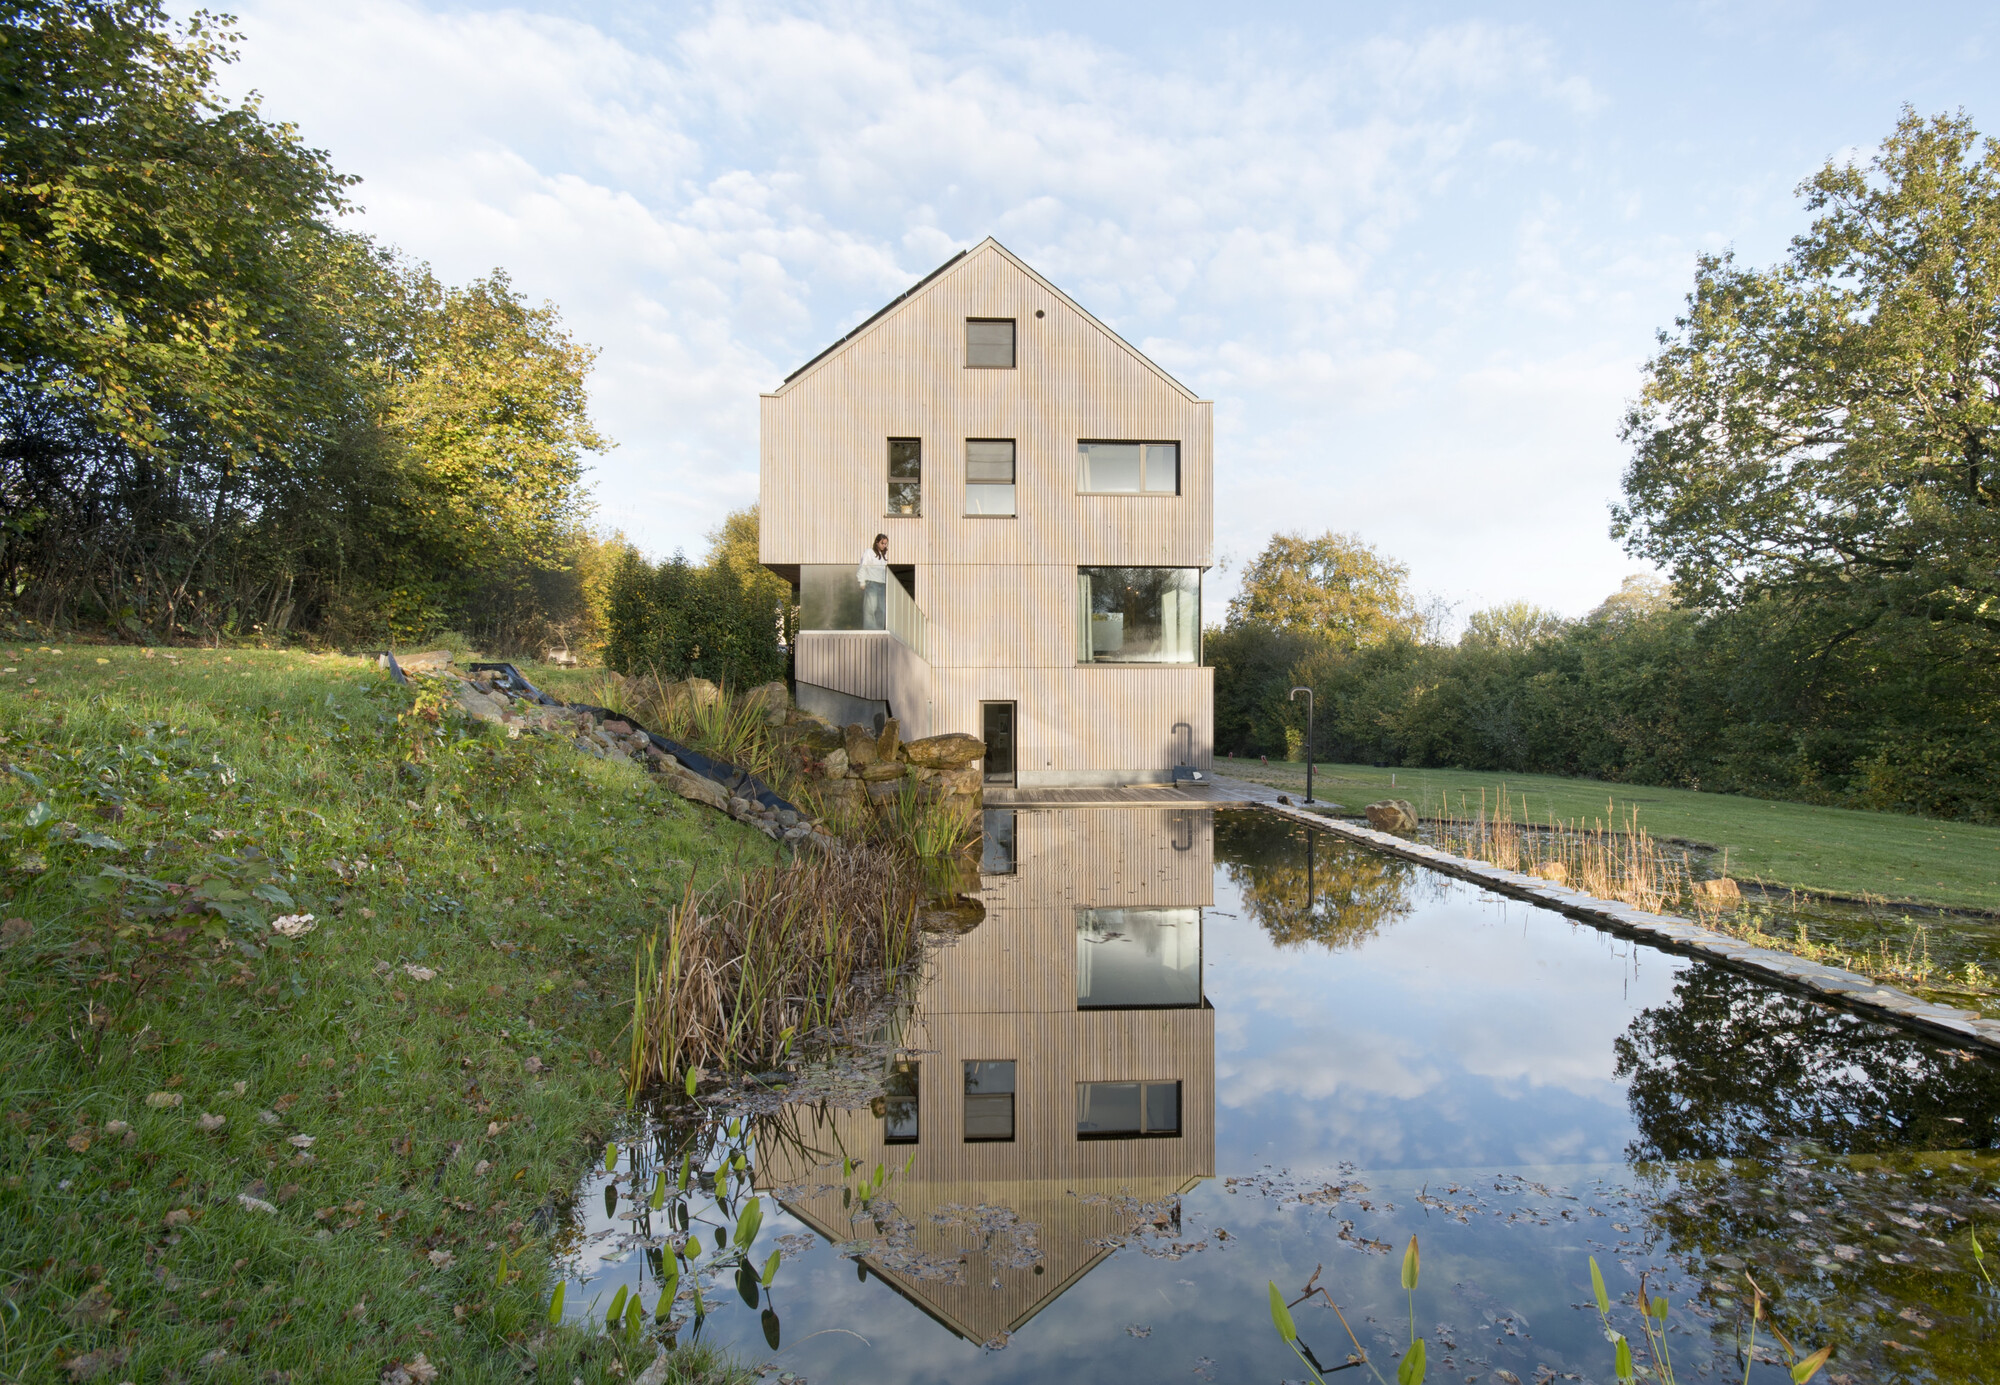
top-left (774, 237), bottom-right (1202, 403)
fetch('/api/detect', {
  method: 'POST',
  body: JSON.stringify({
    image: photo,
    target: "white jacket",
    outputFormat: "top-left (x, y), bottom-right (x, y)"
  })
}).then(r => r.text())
top-left (858, 550), bottom-right (889, 587)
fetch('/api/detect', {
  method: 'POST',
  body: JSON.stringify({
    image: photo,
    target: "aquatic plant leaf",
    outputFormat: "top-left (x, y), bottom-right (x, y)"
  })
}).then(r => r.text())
top-left (685, 1066), bottom-right (698, 1098)
top-left (690, 1279), bottom-right (705, 1318)
top-left (735, 1196), bottom-right (763, 1250)
top-left (678, 1154), bottom-right (690, 1192)
top-left (761, 1248), bottom-right (780, 1287)
top-left (1268, 1281), bottom-right (1297, 1343)
top-left (624, 1294), bottom-right (643, 1342)
top-left (650, 1172), bottom-right (666, 1210)
top-left (604, 1142), bottom-right (617, 1173)
top-left (660, 1253), bottom-right (679, 1305)
top-left (1590, 1256), bottom-right (1611, 1314)
top-left (1650, 1295), bottom-right (1669, 1322)
top-left (1614, 1335), bottom-right (1634, 1384)
top-left (1791, 1346), bottom-right (1831, 1382)
top-left (606, 1285), bottom-right (628, 1329)
top-left (1401, 1235), bottom-right (1420, 1290)
top-left (546, 1281), bottom-right (565, 1324)
top-left (1397, 1338), bottom-right (1426, 1385)
top-left (737, 1261), bottom-right (760, 1308)
top-left (762, 1306), bottom-right (781, 1350)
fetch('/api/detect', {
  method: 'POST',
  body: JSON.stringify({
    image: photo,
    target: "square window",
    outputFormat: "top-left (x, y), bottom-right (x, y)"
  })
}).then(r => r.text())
top-left (966, 319), bottom-right (1016, 368)
top-left (963, 1060), bottom-right (1015, 1142)
top-left (887, 437), bottom-right (921, 516)
top-left (883, 1060), bottom-right (919, 1144)
top-left (966, 439), bottom-right (1016, 516)
top-left (1076, 567), bottom-right (1200, 664)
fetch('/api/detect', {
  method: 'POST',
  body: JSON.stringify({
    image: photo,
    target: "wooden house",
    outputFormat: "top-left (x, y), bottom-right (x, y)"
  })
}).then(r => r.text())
top-left (753, 807), bottom-right (1216, 1343)
top-left (759, 239), bottom-right (1215, 787)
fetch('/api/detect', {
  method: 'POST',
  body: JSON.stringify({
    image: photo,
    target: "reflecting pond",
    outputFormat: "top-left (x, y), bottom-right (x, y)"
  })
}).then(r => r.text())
top-left (557, 808), bottom-right (2000, 1383)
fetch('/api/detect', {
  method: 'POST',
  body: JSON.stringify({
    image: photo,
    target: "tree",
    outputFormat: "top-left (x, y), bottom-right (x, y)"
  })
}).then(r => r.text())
top-left (1460, 600), bottom-right (1569, 650)
top-left (1224, 530), bottom-right (1420, 645)
top-left (1615, 110), bottom-right (2000, 651)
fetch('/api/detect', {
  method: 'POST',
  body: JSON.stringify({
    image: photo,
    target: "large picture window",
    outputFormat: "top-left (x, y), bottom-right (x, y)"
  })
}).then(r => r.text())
top-left (966, 440), bottom-right (1016, 516)
top-left (887, 438), bottom-right (921, 516)
top-left (1076, 907), bottom-right (1202, 1008)
top-left (1078, 441), bottom-right (1178, 495)
top-left (1076, 567), bottom-right (1199, 664)
top-left (1076, 1081), bottom-right (1181, 1139)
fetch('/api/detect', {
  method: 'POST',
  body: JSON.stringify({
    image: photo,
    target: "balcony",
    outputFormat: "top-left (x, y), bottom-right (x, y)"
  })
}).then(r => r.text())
top-left (795, 565), bottom-right (931, 735)
top-left (799, 564), bottom-right (928, 658)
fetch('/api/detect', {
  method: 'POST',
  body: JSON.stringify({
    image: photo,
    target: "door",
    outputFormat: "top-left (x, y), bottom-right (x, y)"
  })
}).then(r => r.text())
top-left (981, 701), bottom-right (1016, 786)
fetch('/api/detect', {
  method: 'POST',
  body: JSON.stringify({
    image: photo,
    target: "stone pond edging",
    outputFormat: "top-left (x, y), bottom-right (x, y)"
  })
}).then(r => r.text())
top-left (1245, 796), bottom-right (2000, 1057)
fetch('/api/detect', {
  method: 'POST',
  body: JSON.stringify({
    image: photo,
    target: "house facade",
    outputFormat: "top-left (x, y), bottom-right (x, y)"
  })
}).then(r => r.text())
top-left (759, 238), bottom-right (1214, 787)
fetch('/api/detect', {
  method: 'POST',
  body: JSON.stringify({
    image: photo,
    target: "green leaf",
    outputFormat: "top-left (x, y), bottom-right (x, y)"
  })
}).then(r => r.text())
top-left (1268, 1281), bottom-right (1297, 1344)
top-left (251, 882), bottom-right (294, 906)
top-left (77, 832), bottom-right (125, 850)
top-left (1397, 1337), bottom-right (1427, 1385)
top-left (677, 1154), bottom-right (690, 1192)
top-left (1401, 1234), bottom-right (1420, 1291)
top-left (684, 1065), bottom-right (698, 1098)
top-left (1649, 1295), bottom-right (1669, 1322)
top-left (494, 1247), bottom-right (509, 1288)
top-left (660, 1253), bottom-right (679, 1303)
top-left (606, 1284), bottom-right (627, 1329)
top-left (689, 1279), bottom-right (704, 1318)
top-left (1791, 1346), bottom-right (1831, 1382)
top-left (761, 1248), bottom-right (780, 1288)
top-left (1590, 1256), bottom-right (1611, 1314)
top-left (734, 1197), bottom-right (762, 1250)
top-left (649, 1172), bottom-right (666, 1210)
top-left (603, 1142), bottom-right (617, 1173)
top-left (546, 1280), bottom-right (565, 1324)
top-left (1614, 1335), bottom-right (1634, 1384)
top-left (22, 803), bottom-right (54, 831)
top-left (623, 1294), bottom-right (643, 1342)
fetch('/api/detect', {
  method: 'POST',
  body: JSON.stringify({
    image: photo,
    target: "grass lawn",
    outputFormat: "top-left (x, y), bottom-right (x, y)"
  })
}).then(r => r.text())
top-left (1216, 757), bottom-right (2000, 913)
top-left (0, 642), bottom-right (768, 1382)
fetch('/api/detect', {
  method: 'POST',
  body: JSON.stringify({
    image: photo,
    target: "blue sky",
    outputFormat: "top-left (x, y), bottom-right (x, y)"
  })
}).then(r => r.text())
top-left (203, 1), bottom-right (2000, 625)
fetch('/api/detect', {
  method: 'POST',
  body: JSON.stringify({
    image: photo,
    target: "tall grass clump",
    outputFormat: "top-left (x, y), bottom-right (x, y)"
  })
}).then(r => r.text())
top-left (626, 841), bottom-right (925, 1095)
top-left (1431, 786), bottom-right (1687, 912)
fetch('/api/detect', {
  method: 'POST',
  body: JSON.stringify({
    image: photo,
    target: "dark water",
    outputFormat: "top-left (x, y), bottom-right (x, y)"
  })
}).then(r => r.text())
top-left (557, 808), bottom-right (2000, 1383)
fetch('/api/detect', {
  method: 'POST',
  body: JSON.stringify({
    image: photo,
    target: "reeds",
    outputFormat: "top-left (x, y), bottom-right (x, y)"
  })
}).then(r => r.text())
top-left (625, 839), bottom-right (925, 1097)
top-left (1431, 786), bottom-right (1686, 913)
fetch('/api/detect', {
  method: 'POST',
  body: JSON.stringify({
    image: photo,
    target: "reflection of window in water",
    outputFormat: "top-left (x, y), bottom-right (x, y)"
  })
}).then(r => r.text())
top-left (963, 1060), bottom-right (1015, 1142)
top-left (1075, 908), bottom-right (1203, 1009)
top-left (980, 809), bottom-right (1016, 875)
top-left (882, 1060), bottom-right (919, 1144)
top-left (1076, 1080), bottom-right (1181, 1139)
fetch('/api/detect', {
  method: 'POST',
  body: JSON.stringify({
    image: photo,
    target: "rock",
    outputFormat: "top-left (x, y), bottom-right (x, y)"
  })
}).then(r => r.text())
top-left (939, 763), bottom-right (983, 796)
top-left (821, 777), bottom-right (866, 805)
top-left (743, 680), bottom-right (791, 724)
top-left (452, 683), bottom-right (507, 724)
top-left (875, 717), bottom-right (901, 763)
top-left (680, 677), bottom-right (721, 710)
top-left (1364, 799), bottom-right (1417, 832)
top-left (777, 809), bottom-right (799, 827)
top-left (822, 748), bottom-right (849, 779)
top-left (865, 777), bottom-right (905, 805)
top-left (903, 732), bottom-right (985, 770)
top-left (665, 769), bottom-right (731, 813)
top-left (397, 650), bottom-right (454, 674)
top-left (861, 761), bottom-right (907, 783)
top-left (843, 724), bottom-right (878, 768)
top-left (1693, 877), bottom-right (1741, 902)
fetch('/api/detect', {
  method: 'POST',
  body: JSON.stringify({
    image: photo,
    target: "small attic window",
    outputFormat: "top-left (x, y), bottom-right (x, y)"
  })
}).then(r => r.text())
top-left (967, 319), bottom-right (1016, 369)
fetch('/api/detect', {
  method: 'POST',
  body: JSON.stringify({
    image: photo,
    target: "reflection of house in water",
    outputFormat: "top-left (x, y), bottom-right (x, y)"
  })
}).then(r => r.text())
top-left (757, 808), bottom-right (1216, 1344)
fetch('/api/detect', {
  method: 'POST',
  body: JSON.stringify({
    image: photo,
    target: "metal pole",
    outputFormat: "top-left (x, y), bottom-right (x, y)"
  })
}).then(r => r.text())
top-left (1288, 686), bottom-right (1314, 803)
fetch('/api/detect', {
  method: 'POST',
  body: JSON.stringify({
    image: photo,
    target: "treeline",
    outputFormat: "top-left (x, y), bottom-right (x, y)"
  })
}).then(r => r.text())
top-left (0, 1), bottom-right (608, 650)
top-left (1213, 574), bottom-right (1999, 822)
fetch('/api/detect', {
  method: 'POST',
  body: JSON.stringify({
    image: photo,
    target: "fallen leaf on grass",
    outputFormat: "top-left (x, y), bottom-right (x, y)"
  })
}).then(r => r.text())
top-left (271, 913), bottom-right (316, 938)
top-left (525, 1055), bottom-right (544, 1074)
top-left (428, 1249), bottom-right (455, 1269)
top-left (103, 1120), bottom-right (128, 1136)
top-left (402, 963), bottom-right (436, 982)
top-left (238, 1194), bottom-right (277, 1214)
top-left (473, 1160), bottom-right (492, 1176)
top-left (0, 917), bottom-right (31, 945)
top-left (163, 1208), bottom-right (191, 1228)
top-left (199, 1113), bottom-right (226, 1132)
top-left (66, 1132), bottom-right (91, 1153)
top-left (65, 1284), bottom-right (119, 1326)
top-left (145, 1092), bottom-right (182, 1109)
top-left (289, 1133), bottom-right (315, 1148)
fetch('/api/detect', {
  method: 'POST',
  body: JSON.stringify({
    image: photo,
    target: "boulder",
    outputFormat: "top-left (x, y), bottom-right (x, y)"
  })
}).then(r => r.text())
top-left (842, 724), bottom-right (878, 768)
top-left (664, 768), bottom-right (731, 813)
top-left (861, 761), bottom-right (907, 783)
top-left (743, 679), bottom-right (790, 718)
top-left (864, 778), bottom-right (905, 806)
top-left (903, 732), bottom-right (985, 770)
top-left (820, 777), bottom-right (866, 806)
top-left (779, 717), bottom-right (844, 754)
top-left (821, 748), bottom-right (849, 779)
top-left (875, 717), bottom-right (902, 764)
top-left (452, 683), bottom-right (507, 724)
top-left (1364, 799), bottom-right (1418, 832)
top-left (939, 763), bottom-right (983, 797)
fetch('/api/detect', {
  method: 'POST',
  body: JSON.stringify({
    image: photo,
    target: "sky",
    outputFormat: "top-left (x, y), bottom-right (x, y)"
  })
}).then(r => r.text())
top-left (197, 0), bottom-right (2000, 627)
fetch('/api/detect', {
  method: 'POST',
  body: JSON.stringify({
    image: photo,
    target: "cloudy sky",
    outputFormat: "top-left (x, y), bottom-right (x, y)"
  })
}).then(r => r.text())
top-left (201, 0), bottom-right (2000, 624)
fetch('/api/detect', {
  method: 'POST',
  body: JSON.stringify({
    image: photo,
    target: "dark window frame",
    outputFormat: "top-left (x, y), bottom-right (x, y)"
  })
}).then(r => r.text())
top-left (1075, 1079), bottom-right (1183, 1141)
top-left (1076, 439), bottom-right (1182, 496)
top-left (962, 1059), bottom-right (1016, 1144)
top-left (882, 1059), bottom-right (920, 1145)
top-left (886, 437), bottom-right (921, 517)
top-left (966, 318), bottom-right (1017, 369)
top-left (965, 437), bottom-right (1018, 518)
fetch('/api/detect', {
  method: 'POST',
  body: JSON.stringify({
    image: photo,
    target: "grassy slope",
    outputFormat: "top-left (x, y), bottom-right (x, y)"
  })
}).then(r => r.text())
top-left (1216, 757), bottom-right (2000, 912)
top-left (0, 644), bottom-right (771, 1383)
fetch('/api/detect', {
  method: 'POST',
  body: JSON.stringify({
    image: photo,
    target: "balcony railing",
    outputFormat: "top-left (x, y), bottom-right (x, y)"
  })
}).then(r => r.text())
top-left (798, 564), bottom-right (928, 660)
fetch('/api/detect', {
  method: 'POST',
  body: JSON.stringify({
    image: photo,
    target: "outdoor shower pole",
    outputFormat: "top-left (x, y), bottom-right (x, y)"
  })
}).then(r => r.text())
top-left (1289, 686), bottom-right (1314, 803)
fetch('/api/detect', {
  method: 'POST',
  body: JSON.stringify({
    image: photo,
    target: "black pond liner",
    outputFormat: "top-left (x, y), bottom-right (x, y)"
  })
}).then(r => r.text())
top-left (463, 663), bottom-right (797, 817)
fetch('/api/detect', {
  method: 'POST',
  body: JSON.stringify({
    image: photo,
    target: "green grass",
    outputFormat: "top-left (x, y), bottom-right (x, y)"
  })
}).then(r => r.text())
top-left (1217, 757), bottom-right (2000, 912)
top-left (0, 643), bottom-right (769, 1382)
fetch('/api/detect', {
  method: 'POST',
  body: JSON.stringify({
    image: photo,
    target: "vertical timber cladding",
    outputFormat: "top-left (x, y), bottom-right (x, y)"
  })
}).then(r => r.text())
top-left (749, 808), bottom-right (1216, 1342)
top-left (759, 239), bottom-right (1215, 783)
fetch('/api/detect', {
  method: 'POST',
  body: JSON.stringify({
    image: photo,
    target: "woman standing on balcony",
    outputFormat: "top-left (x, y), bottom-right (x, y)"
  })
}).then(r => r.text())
top-left (859, 533), bottom-right (890, 630)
